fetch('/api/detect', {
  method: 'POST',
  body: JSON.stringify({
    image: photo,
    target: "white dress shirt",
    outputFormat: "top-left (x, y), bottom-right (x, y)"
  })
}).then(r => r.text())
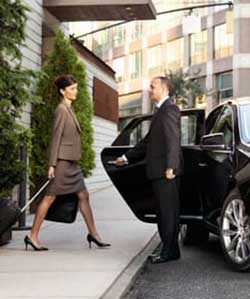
top-left (155, 96), bottom-right (169, 109)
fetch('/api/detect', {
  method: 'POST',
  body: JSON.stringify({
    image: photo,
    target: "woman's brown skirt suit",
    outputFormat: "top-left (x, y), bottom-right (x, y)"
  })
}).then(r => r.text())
top-left (45, 100), bottom-right (86, 195)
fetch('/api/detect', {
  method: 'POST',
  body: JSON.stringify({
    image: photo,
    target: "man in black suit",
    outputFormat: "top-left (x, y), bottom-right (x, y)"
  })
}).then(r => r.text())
top-left (116, 76), bottom-right (183, 263)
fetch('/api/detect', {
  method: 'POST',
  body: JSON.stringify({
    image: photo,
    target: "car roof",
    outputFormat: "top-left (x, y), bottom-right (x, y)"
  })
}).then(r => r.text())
top-left (122, 98), bottom-right (250, 123)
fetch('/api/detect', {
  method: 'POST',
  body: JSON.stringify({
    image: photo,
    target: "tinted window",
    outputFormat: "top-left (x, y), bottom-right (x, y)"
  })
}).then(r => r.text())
top-left (205, 106), bottom-right (223, 134)
top-left (239, 104), bottom-right (250, 144)
top-left (181, 115), bottom-right (197, 145)
top-left (129, 119), bottom-right (151, 146)
top-left (210, 106), bottom-right (233, 149)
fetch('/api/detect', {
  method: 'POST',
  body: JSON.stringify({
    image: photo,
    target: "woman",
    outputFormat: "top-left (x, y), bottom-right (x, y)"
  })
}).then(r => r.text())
top-left (25, 74), bottom-right (110, 251)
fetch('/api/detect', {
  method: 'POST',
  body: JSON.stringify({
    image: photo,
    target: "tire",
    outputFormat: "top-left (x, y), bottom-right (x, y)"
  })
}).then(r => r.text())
top-left (180, 223), bottom-right (209, 246)
top-left (220, 193), bottom-right (250, 271)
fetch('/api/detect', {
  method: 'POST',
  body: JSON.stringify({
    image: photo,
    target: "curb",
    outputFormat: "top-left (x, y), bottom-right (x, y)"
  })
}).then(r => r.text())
top-left (101, 233), bottom-right (160, 299)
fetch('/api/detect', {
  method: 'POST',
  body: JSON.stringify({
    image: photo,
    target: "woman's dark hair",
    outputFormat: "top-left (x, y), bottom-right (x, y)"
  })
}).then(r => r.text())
top-left (53, 74), bottom-right (77, 97)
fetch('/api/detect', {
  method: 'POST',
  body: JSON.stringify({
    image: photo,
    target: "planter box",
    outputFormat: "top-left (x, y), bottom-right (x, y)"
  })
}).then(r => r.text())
top-left (0, 228), bottom-right (12, 246)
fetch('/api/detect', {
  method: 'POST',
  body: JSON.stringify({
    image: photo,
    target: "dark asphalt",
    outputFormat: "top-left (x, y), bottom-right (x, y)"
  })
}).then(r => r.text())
top-left (124, 236), bottom-right (250, 299)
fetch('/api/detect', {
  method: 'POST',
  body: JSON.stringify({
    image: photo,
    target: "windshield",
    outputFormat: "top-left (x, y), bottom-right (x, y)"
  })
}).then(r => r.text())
top-left (239, 104), bottom-right (250, 144)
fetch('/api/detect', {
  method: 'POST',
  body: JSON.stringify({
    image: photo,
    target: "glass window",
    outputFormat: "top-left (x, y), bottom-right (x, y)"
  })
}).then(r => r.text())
top-left (167, 38), bottom-right (184, 71)
top-left (239, 104), bottom-right (250, 144)
top-left (92, 28), bottom-right (109, 57)
top-left (147, 45), bottom-right (162, 76)
top-left (210, 106), bottom-right (233, 149)
top-left (190, 30), bottom-right (208, 65)
top-left (195, 77), bottom-right (207, 108)
top-left (112, 24), bottom-right (125, 48)
top-left (113, 57), bottom-right (124, 83)
top-left (130, 21), bottom-right (142, 41)
top-left (214, 23), bottom-right (233, 59)
top-left (216, 72), bottom-right (233, 102)
top-left (129, 119), bottom-right (151, 146)
top-left (119, 92), bottom-right (142, 118)
top-left (129, 51), bottom-right (142, 80)
top-left (181, 115), bottom-right (197, 146)
top-left (205, 106), bottom-right (223, 134)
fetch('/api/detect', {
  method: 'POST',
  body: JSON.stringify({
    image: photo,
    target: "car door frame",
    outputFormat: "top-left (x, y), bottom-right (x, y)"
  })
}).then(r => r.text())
top-left (101, 109), bottom-right (206, 224)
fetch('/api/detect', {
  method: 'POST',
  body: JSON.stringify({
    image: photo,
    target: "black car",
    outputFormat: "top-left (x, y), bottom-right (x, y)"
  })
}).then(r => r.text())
top-left (101, 99), bottom-right (250, 271)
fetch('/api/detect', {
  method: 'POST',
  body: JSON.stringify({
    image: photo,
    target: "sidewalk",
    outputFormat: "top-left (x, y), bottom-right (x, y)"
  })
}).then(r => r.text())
top-left (0, 185), bottom-right (158, 299)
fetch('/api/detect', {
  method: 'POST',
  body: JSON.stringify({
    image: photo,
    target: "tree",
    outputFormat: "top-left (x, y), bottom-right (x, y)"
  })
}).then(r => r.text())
top-left (166, 69), bottom-right (205, 108)
top-left (31, 31), bottom-right (95, 181)
top-left (0, 0), bottom-right (36, 197)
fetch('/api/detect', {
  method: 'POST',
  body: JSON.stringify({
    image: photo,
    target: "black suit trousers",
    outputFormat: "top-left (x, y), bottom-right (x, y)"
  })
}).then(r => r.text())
top-left (152, 177), bottom-right (180, 257)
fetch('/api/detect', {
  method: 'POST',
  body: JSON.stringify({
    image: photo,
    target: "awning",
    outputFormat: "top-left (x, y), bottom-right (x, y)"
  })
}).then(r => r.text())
top-left (43, 0), bottom-right (156, 21)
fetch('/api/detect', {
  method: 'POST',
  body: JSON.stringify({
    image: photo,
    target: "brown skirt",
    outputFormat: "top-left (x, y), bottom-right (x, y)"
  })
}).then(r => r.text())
top-left (45, 160), bottom-right (86, 196)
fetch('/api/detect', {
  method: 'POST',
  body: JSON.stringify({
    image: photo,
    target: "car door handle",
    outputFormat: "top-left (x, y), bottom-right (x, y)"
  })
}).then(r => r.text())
top-left (198, 162), bottom-right (207, 167)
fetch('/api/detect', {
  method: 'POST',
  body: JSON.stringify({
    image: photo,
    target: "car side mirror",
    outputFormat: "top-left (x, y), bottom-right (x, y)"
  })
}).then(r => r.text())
top-left (200, 132), bottom-right (226, 151)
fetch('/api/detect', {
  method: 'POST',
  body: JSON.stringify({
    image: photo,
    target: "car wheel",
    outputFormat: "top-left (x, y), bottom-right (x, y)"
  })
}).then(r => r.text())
top-left (220, 194), bottom-right (250, 271)
top-left (180, 223), bottom-right (209, 245)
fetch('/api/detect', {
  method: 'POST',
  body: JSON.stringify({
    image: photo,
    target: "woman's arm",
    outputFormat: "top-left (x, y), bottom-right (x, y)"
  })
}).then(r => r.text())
top-left (48, 106), bottom-right (67, 167)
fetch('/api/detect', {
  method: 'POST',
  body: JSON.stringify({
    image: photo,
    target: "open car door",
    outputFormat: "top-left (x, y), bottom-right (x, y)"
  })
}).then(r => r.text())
top-left (101, 109), bottom-right (205, 224)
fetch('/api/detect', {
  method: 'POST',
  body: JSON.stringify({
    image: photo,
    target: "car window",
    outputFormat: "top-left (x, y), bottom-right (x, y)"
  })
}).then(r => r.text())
top-left (210, 106), bottom-right (233, 149)
top-left (205, 106), bottom-right (223, 134)
top-left (181, 115), bottom-right (197, 145)
top-left (129, 119), bottom-right (151, 146)
top-left (239, 104), bottom-right (250, 144)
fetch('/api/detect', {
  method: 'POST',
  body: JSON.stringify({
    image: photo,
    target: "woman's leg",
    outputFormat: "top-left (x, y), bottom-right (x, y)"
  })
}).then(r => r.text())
top-left (77, 190), bottom-right (99, 238)
top-left (29, 195), bottom-right (56, 246)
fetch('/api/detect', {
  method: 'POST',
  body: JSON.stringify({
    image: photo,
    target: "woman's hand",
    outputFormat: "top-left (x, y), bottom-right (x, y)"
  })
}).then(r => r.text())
top-left (48, 166), bottom-right (55, 179)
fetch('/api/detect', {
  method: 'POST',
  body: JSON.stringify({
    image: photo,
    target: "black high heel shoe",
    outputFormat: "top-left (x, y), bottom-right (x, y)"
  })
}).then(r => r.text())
top-left (24, 235), bottom-right (48, 251)
top-left (87, 234), bottom-right (111, 248)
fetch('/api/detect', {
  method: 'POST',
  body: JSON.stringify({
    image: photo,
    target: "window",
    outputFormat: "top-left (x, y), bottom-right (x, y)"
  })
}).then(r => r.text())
top-left (112, 24), bottom-right (125, 48)
top-left (129, 119), bottom-right (151, 146)
top-left (239, 104), bottom-right (250, 145)
top-left (214, 23), bottom-right (233, 59)
top-left (216, 72), bottom-right (233, 102)
top-left (190, 30), bottom-right (208, 65)
top-left (181, 115), bottom-right (197, 146)
top-left (130, 21), bottom-right (142, 41)
top-left (195, 77), bottom-right (207, 108)
top-left (167, 38), bottom-right (184, 71)
top-left (113, 57), bottom-right (124, 83)
top-left (92, 30), bottom-right (109, 57)
top-left (147, 46), bottom-right (162, 76)
top-left (205, 106), bottom-right (223, 134)
top-left (129, 51), bottom-right (142, 80)
top-left (119, 92), bottom-right (142, 118)
top-left (210, 106), bottom-right (233, 149)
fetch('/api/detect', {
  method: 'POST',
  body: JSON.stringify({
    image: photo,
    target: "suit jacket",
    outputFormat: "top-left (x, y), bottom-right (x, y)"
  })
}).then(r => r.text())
top-left (48, 100), bottom-right (82, 166)
top-left (126, 99), bottom-right (183, 180)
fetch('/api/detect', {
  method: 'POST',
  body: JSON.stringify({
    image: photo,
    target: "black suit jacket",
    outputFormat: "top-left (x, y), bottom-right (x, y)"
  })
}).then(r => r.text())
top-left (126, 99), bottom-right (183, 180)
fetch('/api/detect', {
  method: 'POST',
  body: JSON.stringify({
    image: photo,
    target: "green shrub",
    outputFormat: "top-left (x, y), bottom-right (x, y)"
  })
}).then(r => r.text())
top-left (0, 0), bottom-right (36, 197)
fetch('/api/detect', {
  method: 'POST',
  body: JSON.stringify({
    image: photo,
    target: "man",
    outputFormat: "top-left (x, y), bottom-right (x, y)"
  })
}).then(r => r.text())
top-left (116, 76), bottom-right (183, 264)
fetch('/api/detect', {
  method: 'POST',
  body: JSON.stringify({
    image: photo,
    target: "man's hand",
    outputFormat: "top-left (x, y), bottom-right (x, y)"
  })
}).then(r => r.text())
top-left (48, 166), bottom-right (55, 179)
top-left (115, 156), bottom-right (128, 166)
top-left (165, 168), bottom-right (176, 180)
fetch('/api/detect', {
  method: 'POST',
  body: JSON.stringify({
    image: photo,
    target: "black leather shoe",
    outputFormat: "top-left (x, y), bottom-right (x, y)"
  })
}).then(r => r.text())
top-left (24, 236), bottom-right (48, 251)
top-left (150, 254), bottom-right (180, 264)
top-left (87, 234), bottom-right (111, 248)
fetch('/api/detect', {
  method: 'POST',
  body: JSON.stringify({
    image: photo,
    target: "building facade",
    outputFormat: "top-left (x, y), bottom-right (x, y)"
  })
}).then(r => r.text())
top-left (74, 0), bottom-right (250, 128)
